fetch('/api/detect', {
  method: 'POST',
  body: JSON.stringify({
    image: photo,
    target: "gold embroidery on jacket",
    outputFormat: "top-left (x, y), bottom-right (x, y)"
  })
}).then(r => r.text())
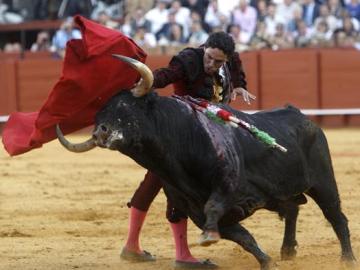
top-left (212, 77), bottom-right (223, 103)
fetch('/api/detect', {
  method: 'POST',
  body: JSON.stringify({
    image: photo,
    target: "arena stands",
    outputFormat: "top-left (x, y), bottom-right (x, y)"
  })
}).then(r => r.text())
top-left (0, 0), bottom-right (359, 53)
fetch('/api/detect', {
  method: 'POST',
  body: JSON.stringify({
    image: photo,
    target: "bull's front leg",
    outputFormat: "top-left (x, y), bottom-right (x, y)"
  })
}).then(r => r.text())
top-left (199, 172), bottom-right (240, 246)
top-left (220, 224), bottom-right (276, 270)
top-left (199, 192), bottom-right (227, 246)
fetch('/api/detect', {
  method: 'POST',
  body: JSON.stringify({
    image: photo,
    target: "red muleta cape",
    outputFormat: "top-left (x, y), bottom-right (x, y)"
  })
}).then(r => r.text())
top-left (2, 15), bottom-right (146, 156)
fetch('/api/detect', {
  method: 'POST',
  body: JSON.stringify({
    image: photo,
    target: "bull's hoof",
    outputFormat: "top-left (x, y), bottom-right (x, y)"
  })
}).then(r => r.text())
top-left (261, 259), bottom-right (278, 270)
top-left (341, 254), bottom-right (357, 268)
top-left (281, 247), bottom-right (297, 260)
top-left (198, 231), bottom-right (220, 247)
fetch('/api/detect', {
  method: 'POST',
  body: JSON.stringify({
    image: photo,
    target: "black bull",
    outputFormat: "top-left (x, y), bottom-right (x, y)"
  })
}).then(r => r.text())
top-left (57, 91), bottom-right (356, 269)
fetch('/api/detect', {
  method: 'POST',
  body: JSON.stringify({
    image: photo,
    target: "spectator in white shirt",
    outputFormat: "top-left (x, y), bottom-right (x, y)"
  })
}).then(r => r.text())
top-left (133, 26), bottom-right (157, 48)
top-left (276, 0), bottom-right (302, 27)
top-left (328, 0), bottom-right (345, 18)
top-left (270, 22), bottom-right (294, 49)
top-left (231, 0), bottom-right (258, 35)
top-left (314, 4), bottom-right (340, 32)
top-left (51, 17), bottom-right (81, 58)
top-left (255, 0), bottom-right (268, 22)
top-left (264, 3), bottom-right (285, 36)
top-left (249, 21), bottom-right (272, 49)
top-left (302, 0), bottom-right (321, 27)
top-left (187, 21), bottom-right (209, 45)
top-left (287, 5), bottom-right (304, 32)
top-left (31, 31), bottom-right (51, 52)
top-left (156, 11), bottom-right (184, 41)
top-left (188, 10), bottom-right (211, 33)
top-left (97, 10), bottom-right (119, 29)
top-left (170, 0), bottom-right (191, 38)
top-left (293, 20), bottom-right (312, 47)
top-left (145, 0), bottom-right (169, 34)
top-left (227, 23), bottom-right (251, 51)
top-left (205, 0), bottom-right (228, 29)
top-left (218, 0), bottom-right (239, 17)
top-left (310, 19), bottom-right (333, 47)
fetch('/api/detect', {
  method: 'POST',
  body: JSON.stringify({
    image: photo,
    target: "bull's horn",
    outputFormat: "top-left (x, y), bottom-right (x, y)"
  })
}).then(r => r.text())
top-left (112, 54), bottom-right (154, 96)
top-left (56, 124), bottom-right (96, 153)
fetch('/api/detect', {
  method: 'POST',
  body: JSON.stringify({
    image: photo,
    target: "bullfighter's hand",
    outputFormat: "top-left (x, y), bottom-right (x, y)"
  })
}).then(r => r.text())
top-left (231, 87), bottom-right (256, 104)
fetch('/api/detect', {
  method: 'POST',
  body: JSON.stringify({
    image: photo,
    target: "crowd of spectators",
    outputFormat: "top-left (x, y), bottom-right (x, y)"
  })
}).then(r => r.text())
top-left (0, 0), bottom-right (360, 56)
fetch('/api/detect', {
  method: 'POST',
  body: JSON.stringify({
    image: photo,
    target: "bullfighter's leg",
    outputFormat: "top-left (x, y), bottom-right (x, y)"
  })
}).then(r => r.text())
top-left (278, 202), bottom-right (299, 260)
top-left (220, 224), bottom-right (276, 270)
top-left (166, 201), bottom-right (219, 266)
top-left (121, 171), bottom-right (162, 261)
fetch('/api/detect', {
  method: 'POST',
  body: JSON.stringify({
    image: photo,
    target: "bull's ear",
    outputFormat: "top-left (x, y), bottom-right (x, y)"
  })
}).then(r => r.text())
top-left (145, 90), bottom-right (158, 105)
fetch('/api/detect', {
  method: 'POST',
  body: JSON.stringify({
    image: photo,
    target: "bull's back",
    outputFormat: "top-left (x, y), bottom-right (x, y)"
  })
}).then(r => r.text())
top-left (236, 105), bottom-right (320, 199)
top-left (251, 105), bottom-right (307, 128)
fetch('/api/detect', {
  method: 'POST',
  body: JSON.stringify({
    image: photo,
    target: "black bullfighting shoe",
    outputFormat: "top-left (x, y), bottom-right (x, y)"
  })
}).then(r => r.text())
top-left (174, 259), bottom-right (218, 269)
top-left (120, 247), bottom-right (156, 262)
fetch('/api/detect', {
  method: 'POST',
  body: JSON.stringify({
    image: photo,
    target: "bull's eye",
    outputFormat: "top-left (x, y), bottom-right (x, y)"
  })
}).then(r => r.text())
top-left (100, 125), bottom-right (108, 132)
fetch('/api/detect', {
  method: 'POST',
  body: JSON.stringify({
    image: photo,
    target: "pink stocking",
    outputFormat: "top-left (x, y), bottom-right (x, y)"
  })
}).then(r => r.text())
top-left (170, 218), bottom-right (198, 262)
top-left (124, 207), bottom-right (147, 253)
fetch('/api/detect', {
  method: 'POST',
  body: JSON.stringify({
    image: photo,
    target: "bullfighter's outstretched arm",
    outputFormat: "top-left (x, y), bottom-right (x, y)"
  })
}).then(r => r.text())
top-left (152, 59), bottom-right (186, 89)
top-left (228, 52), bottom-right (247, 90)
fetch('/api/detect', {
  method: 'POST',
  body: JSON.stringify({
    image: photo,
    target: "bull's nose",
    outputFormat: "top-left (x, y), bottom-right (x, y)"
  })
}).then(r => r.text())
top-left (100, 124), bottom-right (108, 132)
top-left (92, 124), bottom-right (110, 144)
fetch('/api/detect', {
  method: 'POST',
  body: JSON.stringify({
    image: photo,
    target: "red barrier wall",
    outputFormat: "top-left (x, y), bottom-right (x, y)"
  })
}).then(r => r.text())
top-left (320, 49), bottom-right (360, 126)
top-left (321, 50), bottom-right (360, 107)
top-left (0, 59), bottom-right (17, 114)
top-left (1, 49), bottom-right (360, 126)
top-left (231, 51), bottom-right (260, 111)
top-left (260, 49), bottom-right (320, 109)
top-left (16, 59), bottom-right (62, 112)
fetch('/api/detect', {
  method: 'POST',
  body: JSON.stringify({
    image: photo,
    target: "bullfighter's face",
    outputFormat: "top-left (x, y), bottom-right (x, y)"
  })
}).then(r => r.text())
top-left (203, 47), bottom-right (228, 75)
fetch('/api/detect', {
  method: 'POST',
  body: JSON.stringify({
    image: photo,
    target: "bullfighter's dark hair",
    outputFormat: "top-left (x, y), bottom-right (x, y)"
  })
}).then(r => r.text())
top-left (204, 31), bottom-right (235, 58)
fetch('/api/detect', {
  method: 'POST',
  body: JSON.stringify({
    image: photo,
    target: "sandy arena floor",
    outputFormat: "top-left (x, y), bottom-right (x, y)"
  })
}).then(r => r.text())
top-left (0, 128), bottom-right (359, 270)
